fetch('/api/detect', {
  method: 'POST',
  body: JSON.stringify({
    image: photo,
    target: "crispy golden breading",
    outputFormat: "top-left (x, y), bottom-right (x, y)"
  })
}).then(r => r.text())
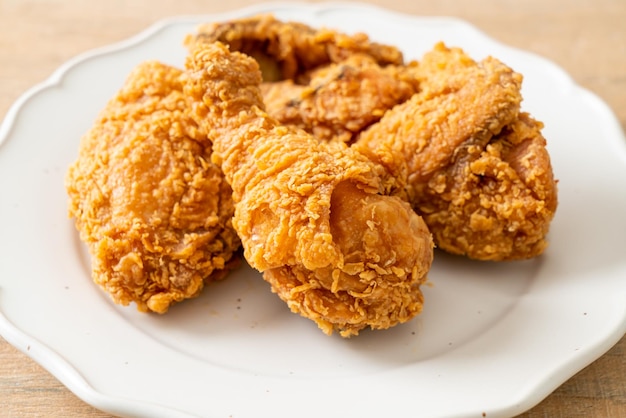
top-left (65, 61), bottom-right (240, 313)
top-left (355, 43), bottom-right (524, 190)
top-left (261, 54), bottom-right (419, 142)
top-left (184, 42), bottom-right (433, 337)
top-left (186, 14), bottom-right (404, 82)
top-left (355, 43), bottom-right (558, 260)
top-left (191, 14), bottom-right (415, 143)
top-left (65, 12), bottom-right (559, 337)
top-left (411, 112), bottom-right (558, 260)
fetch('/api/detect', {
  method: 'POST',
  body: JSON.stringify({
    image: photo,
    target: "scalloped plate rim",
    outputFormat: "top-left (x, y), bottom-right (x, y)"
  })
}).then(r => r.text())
top-left (1, 2), bottom-right (625, 418)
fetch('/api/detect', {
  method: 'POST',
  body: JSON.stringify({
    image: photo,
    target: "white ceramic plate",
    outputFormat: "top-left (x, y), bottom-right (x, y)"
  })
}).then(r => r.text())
top-left (1, 3), bottom-right (625, 418)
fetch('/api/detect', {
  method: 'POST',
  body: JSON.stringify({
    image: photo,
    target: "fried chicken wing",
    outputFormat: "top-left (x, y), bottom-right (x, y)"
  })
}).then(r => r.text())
top-left (260, 54), bottom-right (419, 142)
top-left (355, 43), bottom-right (558, 260)
top-left (65, 61), bottom-right (240, 313)
top-left (186, 14), bottom-right (404, 82)
top-left (184, 42), bottom-right (433, 337)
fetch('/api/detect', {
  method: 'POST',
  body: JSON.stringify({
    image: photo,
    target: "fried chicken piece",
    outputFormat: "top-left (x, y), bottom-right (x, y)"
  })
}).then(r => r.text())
top-left (411, 112), bottom-right (558, 259)
top-left (186, 14), bottom-right (404, 82)
top-left (260, 54), bottom-right (419, 142)
top-left (355, 43), bottom-right (558, 260)
top-left (184, 42), bottom-right (433, 337)
top-left (192, 15), bottom-right (416, 143)
top-left (65, 61), bottom-right (240, 313)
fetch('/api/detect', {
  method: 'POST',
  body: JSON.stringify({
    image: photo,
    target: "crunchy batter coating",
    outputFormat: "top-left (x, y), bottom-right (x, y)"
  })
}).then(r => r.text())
top-left (186, 14), bottom-right (404, 82)
top-left (65, 61), bottom-right (240, 313)
top-left (411, 112), bottom-right (558, 259)
top-left (355, 43), bottom-right (558, 260)
top-left (189, 14), bottom-right (413, 143)
top-left (261, 54), bottom-right (419, 142)
top-left (184, 42), bottom-right (433, 337)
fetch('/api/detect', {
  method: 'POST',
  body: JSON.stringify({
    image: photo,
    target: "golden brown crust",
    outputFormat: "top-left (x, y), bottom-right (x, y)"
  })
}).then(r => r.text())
top-left (264, 180), bottom-right (433, 337)
top-left (184, 42), bottom-right (433, 337)
top-left (65, 61), bottom-right (240, 313)
top-left (413, 113), bottom-right (558, 260)
top-left (355, 43), bottom-right (558, 260)
top-left (355, 43), bottom-right (524, 187)
top-left (186, 14), bottom-right (404, 81)
top-left (261, 54), bottom-right (419, 143)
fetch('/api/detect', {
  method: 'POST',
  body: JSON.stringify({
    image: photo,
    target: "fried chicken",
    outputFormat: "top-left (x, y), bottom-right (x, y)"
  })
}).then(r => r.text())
top-left (65, 61), bottom-right (240, 313)
top-left (408, 112), bottom-right (558, 259)
top-left (188, 14), bottom-right (414, 143)
top-left (184, 42), bottom-right (433, 337)
top-left (186, 14), bottom-right (404, 82)
top-left (355, 43), bottom-right (558, 260)
top-left (260, 54), bottom-right (419, 142)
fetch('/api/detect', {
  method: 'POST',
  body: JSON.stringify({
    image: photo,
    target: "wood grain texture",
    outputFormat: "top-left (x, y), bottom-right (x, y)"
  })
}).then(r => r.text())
top-left (1, 0), bottom-right (624, 416)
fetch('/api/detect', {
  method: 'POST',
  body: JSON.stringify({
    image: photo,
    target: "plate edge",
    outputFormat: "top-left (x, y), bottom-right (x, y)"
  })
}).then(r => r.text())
top-left (0, 3), bottom-right (625, 417)
top-left (0, 305), bottom-right (199, 418)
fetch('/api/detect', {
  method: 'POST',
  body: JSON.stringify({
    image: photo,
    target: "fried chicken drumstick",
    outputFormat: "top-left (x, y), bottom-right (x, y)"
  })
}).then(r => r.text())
top-left (65, 61), bottom-right (240, 313)
top-left (355, 43), bottom-right (558, 260)
top-left (184, 42), bottom-right (433, 337)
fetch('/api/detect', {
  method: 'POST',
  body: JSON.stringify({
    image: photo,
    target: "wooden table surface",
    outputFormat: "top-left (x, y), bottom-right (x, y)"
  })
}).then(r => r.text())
top-left (1, 0), bottom-right (624, 416)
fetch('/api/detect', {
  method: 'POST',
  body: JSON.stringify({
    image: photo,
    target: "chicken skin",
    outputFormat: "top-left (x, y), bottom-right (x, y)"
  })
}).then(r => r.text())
top-left (183, 42), bottom-right (433, 337)
top-left (355, 43), bottom-right (558, 260)
top-left (65, 61), bottom-right (240, 313)
top-left (186, 14), bottom-right (404, 82)
top-left (188, 14), bottom-right (414, 143)
top-left (261, 54), bottom-right (419, 143)
top-left (197, 16), bottom-right (558, 261)
top-left (407, 112), bottom-right (557, 260)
